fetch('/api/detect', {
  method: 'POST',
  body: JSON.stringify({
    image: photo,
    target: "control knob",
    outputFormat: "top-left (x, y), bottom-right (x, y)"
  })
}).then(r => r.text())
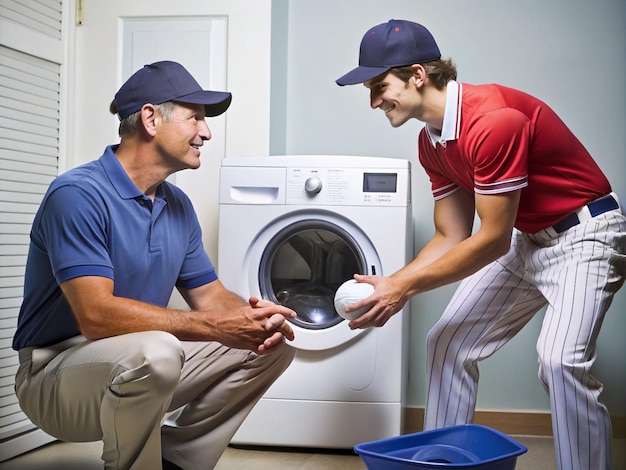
top-left (304, 176), bottom-right (323, 195)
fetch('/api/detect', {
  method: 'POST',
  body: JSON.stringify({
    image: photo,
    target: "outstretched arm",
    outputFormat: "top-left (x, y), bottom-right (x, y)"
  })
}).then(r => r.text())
top-left (347, 189), bottom-right (520, 328)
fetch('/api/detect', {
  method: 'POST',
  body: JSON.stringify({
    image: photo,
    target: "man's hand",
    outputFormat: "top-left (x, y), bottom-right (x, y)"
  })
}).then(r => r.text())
top-left (250, 296), bottom-right (296, 354)
top-left (210, 296), bottom-right (296, 355)
top-left (341, 274), bottom-right (408, 330)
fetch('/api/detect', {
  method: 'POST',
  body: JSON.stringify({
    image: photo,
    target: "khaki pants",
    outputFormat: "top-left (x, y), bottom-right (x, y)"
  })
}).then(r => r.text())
top-left (15, 331), bottom-right (295, 470)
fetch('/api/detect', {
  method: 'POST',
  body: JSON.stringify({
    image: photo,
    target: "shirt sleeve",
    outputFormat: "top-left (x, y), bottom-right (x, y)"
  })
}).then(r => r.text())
top-left (168, 184), bottom-right (218, 289)
top-left (418, 129), bottom-right (460, 200)
top-left (468, 107), bottom-right (530, 194)
top-left (175, 216), bottom-right (218, 289)
top-left (36, 185), bottom-right (114, 284)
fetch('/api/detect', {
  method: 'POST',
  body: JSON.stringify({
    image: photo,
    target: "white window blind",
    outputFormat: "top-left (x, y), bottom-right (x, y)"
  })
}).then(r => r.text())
top-left (0, 0), bottom-right (63, 41)
top-left (0, 0), bottom-right (63, 460)
top-left (0, 43), bottom-right (60, 437)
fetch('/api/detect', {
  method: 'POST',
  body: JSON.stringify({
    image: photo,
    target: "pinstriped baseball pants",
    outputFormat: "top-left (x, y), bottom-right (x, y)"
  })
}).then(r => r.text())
top-left (425, 207), bottom-right (626, 470)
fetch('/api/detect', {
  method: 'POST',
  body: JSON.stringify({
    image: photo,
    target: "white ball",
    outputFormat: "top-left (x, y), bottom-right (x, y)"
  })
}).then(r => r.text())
top-left (334, 279), bottom-right (375, 321)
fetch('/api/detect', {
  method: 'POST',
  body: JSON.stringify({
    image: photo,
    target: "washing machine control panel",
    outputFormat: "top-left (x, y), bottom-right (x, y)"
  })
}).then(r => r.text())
top-left (286, 167), bottom-right (409, 206)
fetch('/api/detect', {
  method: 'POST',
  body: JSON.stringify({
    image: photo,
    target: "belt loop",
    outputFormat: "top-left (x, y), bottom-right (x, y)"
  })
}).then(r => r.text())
top-left (18, 347), bottom-right (35, 363)
top-left (543, 226), bottom-right (559, 237)
top-left (18, 335), bottom-right (86, 373)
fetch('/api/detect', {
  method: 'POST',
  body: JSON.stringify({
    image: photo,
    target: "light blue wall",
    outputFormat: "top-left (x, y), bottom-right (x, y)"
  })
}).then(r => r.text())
top-left (271, 0), bottom-right (626, 415)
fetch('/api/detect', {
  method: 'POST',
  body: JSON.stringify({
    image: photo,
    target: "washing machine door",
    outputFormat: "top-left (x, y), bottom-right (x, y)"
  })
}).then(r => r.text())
top-left (247, 209), bottom-right (382, 351)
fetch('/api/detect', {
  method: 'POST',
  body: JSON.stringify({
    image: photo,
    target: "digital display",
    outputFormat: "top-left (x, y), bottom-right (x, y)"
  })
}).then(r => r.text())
top-left (363, 173), bottom-right (398, 193)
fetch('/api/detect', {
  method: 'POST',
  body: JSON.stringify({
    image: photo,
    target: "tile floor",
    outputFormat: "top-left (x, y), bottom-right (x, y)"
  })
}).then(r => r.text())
top-left (3, 435), bottom-right (624, 469)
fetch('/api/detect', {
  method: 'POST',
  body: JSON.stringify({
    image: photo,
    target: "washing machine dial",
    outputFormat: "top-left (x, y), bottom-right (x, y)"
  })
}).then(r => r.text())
top-left (304, 176), bottom-right (323, 195)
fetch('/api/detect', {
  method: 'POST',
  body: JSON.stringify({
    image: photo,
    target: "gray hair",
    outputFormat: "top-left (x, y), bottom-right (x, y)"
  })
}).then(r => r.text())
top-left (109, 100), bottom-right (176, 137)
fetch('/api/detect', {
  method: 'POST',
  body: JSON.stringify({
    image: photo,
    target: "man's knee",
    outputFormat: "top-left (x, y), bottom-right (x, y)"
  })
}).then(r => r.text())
top-left (111, 331), bottom-right (184, 393)
top-left (536, 347), bottom-right (588, 390)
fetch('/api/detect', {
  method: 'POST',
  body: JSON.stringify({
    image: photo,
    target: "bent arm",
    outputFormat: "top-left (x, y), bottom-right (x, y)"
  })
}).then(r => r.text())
top-left (60, 277), bottom-right (295, 353)
top-left (60, 276), bottom-right (220, 341)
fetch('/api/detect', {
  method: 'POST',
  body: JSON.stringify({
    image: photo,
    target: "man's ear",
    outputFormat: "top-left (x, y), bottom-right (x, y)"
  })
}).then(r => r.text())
top-left (140, 104), bottom-right (159, 136)
top-left (411, 64), bottom-right (427, 88)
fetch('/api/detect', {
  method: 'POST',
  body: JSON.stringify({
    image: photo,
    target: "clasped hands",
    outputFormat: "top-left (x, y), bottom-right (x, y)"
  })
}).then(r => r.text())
top-left (219, 296), bottom-right (296, 355)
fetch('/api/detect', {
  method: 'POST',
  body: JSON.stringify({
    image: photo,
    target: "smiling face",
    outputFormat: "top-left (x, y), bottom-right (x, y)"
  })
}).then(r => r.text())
top-left (364, 71), bottom-right (422, 128)
top-left (154, 102), bottom-right (211, 172)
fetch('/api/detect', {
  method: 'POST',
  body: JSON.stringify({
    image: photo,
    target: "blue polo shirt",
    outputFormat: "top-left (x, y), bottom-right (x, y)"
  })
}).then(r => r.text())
top-left (13, 145), bottom-right (217, 349)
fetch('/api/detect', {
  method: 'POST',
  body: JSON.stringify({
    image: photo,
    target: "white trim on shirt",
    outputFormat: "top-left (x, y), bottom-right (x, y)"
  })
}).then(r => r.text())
top-left (425, 80), bottom-right (461, 148)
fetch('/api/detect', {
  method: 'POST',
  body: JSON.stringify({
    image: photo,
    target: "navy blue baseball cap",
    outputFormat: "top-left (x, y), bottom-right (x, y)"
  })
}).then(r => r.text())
top-left (114, 61), bottom-right (232, 120)
top-left (336, 20), bottom-right (441, 86)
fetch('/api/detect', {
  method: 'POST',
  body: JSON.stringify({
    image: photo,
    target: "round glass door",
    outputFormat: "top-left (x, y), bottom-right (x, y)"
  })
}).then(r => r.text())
top-left (259, 220), bottom-right (365, 329)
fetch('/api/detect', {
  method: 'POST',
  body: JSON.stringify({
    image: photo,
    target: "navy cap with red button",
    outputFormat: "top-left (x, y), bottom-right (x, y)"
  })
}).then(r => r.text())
top-left (336, 19), bottom-right (441, 86)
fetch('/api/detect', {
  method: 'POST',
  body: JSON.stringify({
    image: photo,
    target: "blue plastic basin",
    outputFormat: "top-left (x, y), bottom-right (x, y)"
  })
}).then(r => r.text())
top-left (354, 424), bottom-right (527, 469)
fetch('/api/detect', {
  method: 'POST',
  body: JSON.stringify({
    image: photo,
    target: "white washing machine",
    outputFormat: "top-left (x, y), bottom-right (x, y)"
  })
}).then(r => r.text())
top-left (217, 155), bottom-right (412, 448)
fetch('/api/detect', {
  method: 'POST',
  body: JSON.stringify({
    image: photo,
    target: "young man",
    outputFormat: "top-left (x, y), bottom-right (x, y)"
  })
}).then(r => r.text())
top-left (13, 61), bottom-right (296, 470)
top-left (336, 19), bottom-right (625, 470)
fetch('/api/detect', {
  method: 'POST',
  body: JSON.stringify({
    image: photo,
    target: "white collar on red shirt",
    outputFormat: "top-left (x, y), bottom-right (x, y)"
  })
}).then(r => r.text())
top-left (425, 80), bottom-right (461, 148)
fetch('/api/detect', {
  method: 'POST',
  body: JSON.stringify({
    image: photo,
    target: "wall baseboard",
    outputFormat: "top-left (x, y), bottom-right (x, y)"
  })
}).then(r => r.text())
top-left (404, 408), bottom-right (625, 438)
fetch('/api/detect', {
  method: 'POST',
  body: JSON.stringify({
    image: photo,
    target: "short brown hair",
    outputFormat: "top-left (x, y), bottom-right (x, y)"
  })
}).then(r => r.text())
top-left (390, 58), bottom-right (457, 90)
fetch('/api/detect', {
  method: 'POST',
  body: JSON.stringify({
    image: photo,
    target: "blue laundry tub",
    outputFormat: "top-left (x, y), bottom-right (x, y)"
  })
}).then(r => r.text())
top-left (354, 424), bottom-right (527, 469)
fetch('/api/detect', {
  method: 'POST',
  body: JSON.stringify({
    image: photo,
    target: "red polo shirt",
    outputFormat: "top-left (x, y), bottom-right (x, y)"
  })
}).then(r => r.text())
top-left (418, 82), bottom-right (611, 233)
